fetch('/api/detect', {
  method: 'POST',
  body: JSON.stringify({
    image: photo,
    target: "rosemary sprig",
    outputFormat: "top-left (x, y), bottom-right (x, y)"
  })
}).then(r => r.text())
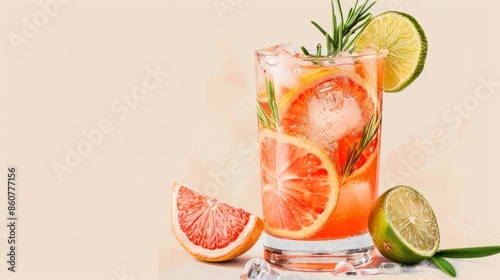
top-left (429, 246), bottom-right (500, 277)
top-left (256, 79), bottom-right (280, 130)
top-left (435, 246), bottom-right (500, 259)
top-left (342, 113), bottom-right (381, 178)
top-left (431, 256), bottom-right (457, 278)
top-left (256, 102), bottom-right (272, 129)
top-left (303, 0), bottom-right (376, 56)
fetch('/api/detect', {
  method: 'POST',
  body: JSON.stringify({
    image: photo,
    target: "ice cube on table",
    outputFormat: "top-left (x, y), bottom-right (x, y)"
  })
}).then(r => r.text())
top-left (240, 258), bottom-right (281, 280)
top-left (331, 261), bottom-right (361, 277)
top-left (240, 258), bottom-right (308, 280)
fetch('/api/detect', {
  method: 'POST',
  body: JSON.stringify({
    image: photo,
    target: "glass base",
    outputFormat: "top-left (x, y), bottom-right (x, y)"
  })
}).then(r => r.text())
top-left (263, 232), bottom-right (375, 272)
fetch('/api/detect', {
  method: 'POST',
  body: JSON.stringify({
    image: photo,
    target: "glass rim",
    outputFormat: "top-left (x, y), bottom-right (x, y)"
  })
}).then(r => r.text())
top-left (255, 45), bottom-right (386, 63)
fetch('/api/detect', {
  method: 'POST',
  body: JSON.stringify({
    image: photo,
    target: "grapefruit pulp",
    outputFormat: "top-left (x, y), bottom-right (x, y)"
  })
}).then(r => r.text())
top-left (279, 69), bottom-right (379, 178)
top-left (259, 129), bottom-right (340, 239)
top-left (170, 182), bottom-right (264, 262)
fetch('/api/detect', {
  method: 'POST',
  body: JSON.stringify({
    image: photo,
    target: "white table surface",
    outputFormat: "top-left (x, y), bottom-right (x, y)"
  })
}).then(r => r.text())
top-left (159, 235), bottom-right (500, 280)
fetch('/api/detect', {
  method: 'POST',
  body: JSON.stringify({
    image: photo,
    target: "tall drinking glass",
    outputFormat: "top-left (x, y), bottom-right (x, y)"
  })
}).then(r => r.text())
top-left (255, 44), bottom-right (385, 271)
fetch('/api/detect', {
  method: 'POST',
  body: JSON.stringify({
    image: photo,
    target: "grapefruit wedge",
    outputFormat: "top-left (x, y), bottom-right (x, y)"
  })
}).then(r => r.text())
top-left (170, 182), bottom-right (264, 262)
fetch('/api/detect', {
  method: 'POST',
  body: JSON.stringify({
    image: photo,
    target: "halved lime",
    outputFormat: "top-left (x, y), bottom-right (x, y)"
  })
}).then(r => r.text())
top-left (368, 185), bottom-right (439, 264)
top-left (354, 11), bottom-right (428, 92)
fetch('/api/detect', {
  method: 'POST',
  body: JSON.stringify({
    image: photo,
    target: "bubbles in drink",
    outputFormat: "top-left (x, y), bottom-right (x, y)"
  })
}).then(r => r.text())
top-left (256, 44), bottom-right (303, 101)
top-left (300, 78), bottom-right (366, 154)
top-left (344, 181), bottom-right (373, 213)
top-left (315, 81), bottom-right (344, 111)
top-left (256, 43), bottom-right (382, 241)
top-left (334, 51), bottom-right (355, 72)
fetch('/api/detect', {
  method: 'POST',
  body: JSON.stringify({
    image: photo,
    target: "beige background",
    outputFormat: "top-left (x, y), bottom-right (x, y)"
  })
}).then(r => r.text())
top-left (1, 0), bottom-right (499, 279)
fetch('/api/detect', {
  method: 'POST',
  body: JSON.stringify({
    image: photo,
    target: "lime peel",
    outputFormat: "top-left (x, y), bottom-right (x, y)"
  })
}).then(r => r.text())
top-left (354, 11), bottom-right (428, 92)
top-left (368, 185), bottom-right (439, 264)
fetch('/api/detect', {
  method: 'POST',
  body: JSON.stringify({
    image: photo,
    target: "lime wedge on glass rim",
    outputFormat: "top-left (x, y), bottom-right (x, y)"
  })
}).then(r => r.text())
top-left (354, 11), bottom-right (428, 92)
top-left (368, 185), bottom-right (440, 264)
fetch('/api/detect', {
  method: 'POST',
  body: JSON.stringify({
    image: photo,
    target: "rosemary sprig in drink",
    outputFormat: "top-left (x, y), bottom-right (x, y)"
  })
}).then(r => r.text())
top-left (256, 79), bottom-right (280, 131)
top-left (342, 113), bottom-right (381, 178)
top-left (302, 0), bottom-right (376, 56)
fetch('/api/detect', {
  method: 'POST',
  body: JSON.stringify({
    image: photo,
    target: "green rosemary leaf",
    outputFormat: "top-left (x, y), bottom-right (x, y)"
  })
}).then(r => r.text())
top-left (343, 35), bottom-right (356, 51)
top-left (326, 34), bottom-right (334, 56)
top-left (345, 1), bottom-right (363, 26)
top-left (362, 0), bottom-right (377, 14)
top-left (256, 79), bottom-right (280, 130)
top-left (346, 7), bottom-right (353, 21)
top-left (347, 0), bottom-right (357, 19)
top-left (256, 103), bottom-right (273, 129)
top-left (436, 246), bottom-right (500, 259)
top-left (305, 0), bottom-right (376, 55)
top-left (350, 17), bottom-right (371, 33)
top-left (337, 23), bottom-right (343, 51)
top-left (311, 21), bottom-right (328, 37)
top-left (331, 2), bottom-right (338, 49)
top-left (357, 13), bottom-right (372, 24)
top-left (316, 43), bottom-right (322, 57)
top-left (301, 46), bottom-right (311, 56)
top-left (336, 0), bottom-right (344, 28)
top-left (431, 256), bottom-right (456, 278)
top-left (326, 35), bottom-right (331, 54)
top-left (266, 79), bottom-right (279, 129)
top-left (342, 113), bottom-right (381, 178)
top-left (343, 32), bottom-right (352, 48)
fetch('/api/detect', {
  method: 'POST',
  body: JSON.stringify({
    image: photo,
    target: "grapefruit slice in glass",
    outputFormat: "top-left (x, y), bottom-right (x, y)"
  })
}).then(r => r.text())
top-left (279, 68), bottom-right (379, 178)
top-left (170, 182), bottom-right (264, 262)
top-left (259, 129), bottom-right (340, 239)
